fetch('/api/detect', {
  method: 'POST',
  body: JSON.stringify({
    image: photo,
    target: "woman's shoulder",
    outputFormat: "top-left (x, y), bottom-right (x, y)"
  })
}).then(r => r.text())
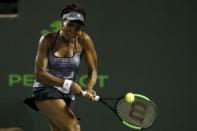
top-left (78, 31), bottom-right (92, 43)
top-left (40, 32), bottom-right (58, 41)
top-left (79, 31), bottom-right (89, 39)
top-left (77, 31), bottom-right (95, 51)
top-left (38, 32), bottom-right (58, 47)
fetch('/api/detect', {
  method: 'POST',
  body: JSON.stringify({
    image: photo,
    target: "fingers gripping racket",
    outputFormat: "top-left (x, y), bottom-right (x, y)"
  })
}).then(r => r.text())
top-left (82, 91), bottom-right (158, 130)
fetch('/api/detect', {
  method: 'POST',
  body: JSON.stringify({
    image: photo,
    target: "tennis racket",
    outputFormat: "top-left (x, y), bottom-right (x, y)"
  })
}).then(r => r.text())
top-left (82, 91), bottom-right (158, 130)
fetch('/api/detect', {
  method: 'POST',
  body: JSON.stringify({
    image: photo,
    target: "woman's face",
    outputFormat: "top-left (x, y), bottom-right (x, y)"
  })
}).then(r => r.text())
top-left (61, 20), bottom-right (82, 40)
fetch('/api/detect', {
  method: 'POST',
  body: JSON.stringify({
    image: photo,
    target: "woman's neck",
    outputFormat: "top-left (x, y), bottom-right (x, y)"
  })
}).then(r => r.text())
top-left (59, 30), bottom-right (75, 44)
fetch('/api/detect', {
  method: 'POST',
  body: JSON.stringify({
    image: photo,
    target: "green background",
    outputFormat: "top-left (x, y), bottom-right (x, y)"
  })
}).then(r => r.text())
top-left (0, 0), bottom-right (195, 130)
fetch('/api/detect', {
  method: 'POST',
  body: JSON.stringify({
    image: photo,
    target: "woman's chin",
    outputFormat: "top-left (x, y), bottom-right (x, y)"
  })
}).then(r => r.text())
top-left (68, 37), bottom-right (75, 42)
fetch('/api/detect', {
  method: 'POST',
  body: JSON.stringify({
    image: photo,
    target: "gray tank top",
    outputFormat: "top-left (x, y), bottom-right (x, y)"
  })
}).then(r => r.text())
top-left (33, 32), bottom-right (81, 95)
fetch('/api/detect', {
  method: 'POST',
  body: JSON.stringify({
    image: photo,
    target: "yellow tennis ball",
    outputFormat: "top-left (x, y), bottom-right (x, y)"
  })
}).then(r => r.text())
top-left (125, 93), bottom-right (135, 103)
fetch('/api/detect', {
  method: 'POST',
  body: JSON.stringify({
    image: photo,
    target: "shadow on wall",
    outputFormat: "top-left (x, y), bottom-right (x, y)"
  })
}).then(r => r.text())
top-left (0, 127), bottom-right (22, 131)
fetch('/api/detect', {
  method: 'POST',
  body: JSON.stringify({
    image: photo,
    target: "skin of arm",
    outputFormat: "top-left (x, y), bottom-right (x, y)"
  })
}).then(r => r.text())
top-left (79, 32), bottom-right (98, 94)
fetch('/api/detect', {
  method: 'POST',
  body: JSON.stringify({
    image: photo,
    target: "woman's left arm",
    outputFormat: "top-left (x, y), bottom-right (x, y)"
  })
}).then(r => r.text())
top-left (79, 32), bottom-right (97, 95)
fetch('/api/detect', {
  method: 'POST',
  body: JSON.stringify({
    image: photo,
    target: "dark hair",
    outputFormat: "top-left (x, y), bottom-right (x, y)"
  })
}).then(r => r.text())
top-left (61, 3), bottom-right (86, 20)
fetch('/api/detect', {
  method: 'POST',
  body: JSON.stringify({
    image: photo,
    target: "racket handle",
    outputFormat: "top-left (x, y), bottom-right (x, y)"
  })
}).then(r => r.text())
top-left (81, 91), bottom-right (100, 101)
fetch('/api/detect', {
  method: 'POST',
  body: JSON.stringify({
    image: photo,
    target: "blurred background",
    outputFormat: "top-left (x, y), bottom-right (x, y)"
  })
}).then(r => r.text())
top-left (0, 0), bottom-right (196, 131)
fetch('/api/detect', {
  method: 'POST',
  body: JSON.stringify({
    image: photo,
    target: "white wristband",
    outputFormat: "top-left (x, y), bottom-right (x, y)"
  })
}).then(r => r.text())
top-left (63, 79), bottom-right (73, 93)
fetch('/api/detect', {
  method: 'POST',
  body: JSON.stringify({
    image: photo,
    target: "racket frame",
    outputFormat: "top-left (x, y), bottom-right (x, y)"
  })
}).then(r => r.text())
top-left (99, 94), bottom-right (158, 130)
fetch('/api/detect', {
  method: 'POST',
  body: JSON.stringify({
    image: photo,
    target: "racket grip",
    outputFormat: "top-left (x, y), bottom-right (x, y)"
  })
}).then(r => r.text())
top-left (81, 91), bottom-right (100, 101)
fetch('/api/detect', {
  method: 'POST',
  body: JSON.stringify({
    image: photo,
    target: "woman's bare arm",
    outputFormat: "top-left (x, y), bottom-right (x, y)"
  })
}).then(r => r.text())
top-left (79, 32), bottom-right (97, 93)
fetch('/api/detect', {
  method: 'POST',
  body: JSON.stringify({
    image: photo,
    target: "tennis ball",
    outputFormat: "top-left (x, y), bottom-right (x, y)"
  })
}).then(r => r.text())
top-left (125, 93), bottom-right (135, 103)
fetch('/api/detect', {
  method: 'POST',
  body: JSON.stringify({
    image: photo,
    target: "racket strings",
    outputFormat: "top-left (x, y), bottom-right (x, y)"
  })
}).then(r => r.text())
top-left (116, 97), bottom-right (156, 128)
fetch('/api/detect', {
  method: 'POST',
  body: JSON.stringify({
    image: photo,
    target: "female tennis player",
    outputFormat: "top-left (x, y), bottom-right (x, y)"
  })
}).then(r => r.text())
top-left (24, 3), bottom-right (97, 131)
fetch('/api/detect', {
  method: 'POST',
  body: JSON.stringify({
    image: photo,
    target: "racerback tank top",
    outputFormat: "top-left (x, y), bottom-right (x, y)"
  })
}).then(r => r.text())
top-left (33, 32), bottom-right (81, 95)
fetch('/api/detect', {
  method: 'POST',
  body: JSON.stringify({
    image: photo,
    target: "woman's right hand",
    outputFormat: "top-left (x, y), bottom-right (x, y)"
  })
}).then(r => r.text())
top-left (70, 82), bottom-right (94, 100)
